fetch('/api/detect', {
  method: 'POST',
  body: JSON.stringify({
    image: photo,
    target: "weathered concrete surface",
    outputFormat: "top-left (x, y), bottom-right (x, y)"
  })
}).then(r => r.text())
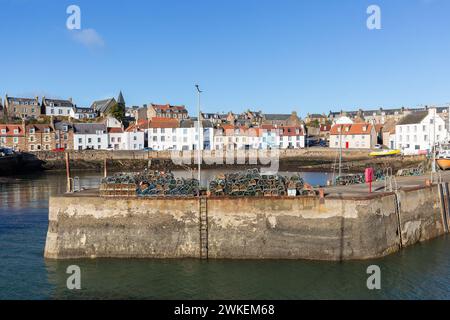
top-left (396, 186), bottom-right (445, 247)
top-left (44, 185), bottom-right (446, 260)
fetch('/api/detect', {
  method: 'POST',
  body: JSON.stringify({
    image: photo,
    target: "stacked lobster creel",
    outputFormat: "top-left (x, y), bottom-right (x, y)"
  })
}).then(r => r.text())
top-left (101, 170), bottom-right (200, 197)
top-left (209, 168), bottom-right (312, 197)
top-left (135, 171), bottom-right (199, 197)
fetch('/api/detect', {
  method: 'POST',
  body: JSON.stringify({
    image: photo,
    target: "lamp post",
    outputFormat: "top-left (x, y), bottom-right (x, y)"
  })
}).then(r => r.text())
top-left (195, 85), bottom-right (202, 190)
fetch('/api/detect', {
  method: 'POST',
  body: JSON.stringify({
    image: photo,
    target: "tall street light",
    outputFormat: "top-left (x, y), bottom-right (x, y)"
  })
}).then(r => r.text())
top-left (195, 85), bottom-right (202, 190)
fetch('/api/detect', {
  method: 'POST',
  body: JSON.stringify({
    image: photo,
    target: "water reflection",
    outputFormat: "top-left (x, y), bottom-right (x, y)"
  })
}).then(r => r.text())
top-left (44, 236), bottom-right (450, 300)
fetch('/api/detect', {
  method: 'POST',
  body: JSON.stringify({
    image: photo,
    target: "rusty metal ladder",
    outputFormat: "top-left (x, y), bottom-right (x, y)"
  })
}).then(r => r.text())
top-left (199, 197), bottom-right (208, 259)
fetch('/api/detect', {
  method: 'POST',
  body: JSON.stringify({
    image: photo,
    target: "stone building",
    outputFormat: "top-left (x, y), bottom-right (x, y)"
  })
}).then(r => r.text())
top-left (5, 95), bottom-right (41, 120)
top-left (0, 123), bottom-right (27, 151)
top-left (25, 123), bottom-right (56, 151)
top-left (146, 103), bottom-right (188, 120)
top-left (53, 121), bottom-right (74, 150)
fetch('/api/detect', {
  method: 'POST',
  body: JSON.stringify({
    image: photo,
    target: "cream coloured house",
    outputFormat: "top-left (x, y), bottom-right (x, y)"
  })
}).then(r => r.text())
top-left (329, 123), bottom-right (377, 149)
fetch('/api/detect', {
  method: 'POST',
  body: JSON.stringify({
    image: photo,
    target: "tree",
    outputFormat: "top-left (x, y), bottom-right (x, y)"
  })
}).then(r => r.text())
top-left (109, 102), bottom-right (125, 122)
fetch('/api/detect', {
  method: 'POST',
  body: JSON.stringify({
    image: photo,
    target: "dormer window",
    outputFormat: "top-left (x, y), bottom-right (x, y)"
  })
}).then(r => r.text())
top-left (363, 126), bottom-right (367, 131)
top-left (345, 127), bottom-right (350, 132)
top-left (337, 127), bottom-right (341, 133)
top-left (29, 128), bottom-right (35, 134)
top-left (13, 129), bottom-right (19, 134)
top-left (1, 129), bottom-right (6, 134)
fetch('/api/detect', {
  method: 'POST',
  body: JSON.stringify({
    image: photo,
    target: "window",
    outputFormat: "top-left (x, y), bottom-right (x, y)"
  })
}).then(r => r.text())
top-left (424, 135), bottom-right (428, 141)
top-left (118, 137), bottom-right (121, 143)
top-left (111, 137), bottom-right (115, 143)
top-left (88, 138), bottom-right (92, 143)
top-left (97, 138), bottom-right (101, 143)
top-left (13, 137), bottom-right (18, 143)
top-left (423, 125), bottom-right (426, 131)
top-left (78, 138), bottom-right (82, 143)
top-left (1, 129), bottom-right (6, 134)
top-left (133, 136), bottom-right (137, 141)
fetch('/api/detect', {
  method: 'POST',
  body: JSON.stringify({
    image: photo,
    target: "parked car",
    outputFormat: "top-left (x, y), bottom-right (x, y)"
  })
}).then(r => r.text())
top-left (143, 147), bottom-right (153, 151)
top-left (52, 148), bottom-right (65, 152)
top-left (374, 144), bottom-right (382, 149)
top-left (0, 148), bottom-right (14, 156)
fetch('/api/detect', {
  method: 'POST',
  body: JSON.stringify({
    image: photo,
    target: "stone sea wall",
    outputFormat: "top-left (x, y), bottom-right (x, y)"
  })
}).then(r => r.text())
top-left (44, 185), bottom-right (446, 260)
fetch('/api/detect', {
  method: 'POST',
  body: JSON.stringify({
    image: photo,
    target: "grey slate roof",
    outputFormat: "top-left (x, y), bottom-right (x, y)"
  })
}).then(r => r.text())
top-left (397, 111), bottom-right (428, 125)
top-left (73, 123), bottom-right (107, 134)
top-left (90, 98), bottom-right (116, 113)
top-left (73, 106), bottom-right (96, 114)
top-left (54, 121), bottom-right (73, 131)
top-left (180, 120), bottom-right (213, 128)
top-left (264, 114), bottom-right (291, 120)
top-left (117, 91), bottom-right (125, 105)
top-left (43, 98), bottom-right (74, 108)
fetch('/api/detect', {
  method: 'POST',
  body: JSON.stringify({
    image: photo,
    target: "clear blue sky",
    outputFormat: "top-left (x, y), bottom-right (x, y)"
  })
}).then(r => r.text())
top-left (1, 0), bottom-right (449, 117)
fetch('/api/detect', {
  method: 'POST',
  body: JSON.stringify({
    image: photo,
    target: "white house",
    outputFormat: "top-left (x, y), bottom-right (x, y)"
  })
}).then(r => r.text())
top-left (329, 123), bottom-right (377, 149)
top-left (144, 118), bottom-right (214, 151)
top-left (278, 126), bottom-right (305, 149)
top-left (70, 107), bottom-right (97, 120)
top-left (108, 126), bottom-right (145, 150)
top-left (124, 127), bottom-right (145, 150)
top-left (395, 108), bottom-right (448, 155)
top-left (42, 97), bottom-right (74, 117)
top-left (73, 123), bottom-right (108, 150)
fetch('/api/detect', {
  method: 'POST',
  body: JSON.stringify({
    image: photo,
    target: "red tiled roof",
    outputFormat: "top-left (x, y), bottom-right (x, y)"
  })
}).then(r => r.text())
top-left (151, 104), bottom-right (187, 112)
top-left (0, 124), bottom-right (24, 136)
top-left (279, 126), bottom-right (304, 136)
top-left (25, 124), bottom-right (53, 132)
top-left (330, 124), bottom-right (373, 135)
top-left (149, 118), bottom-right (179, 129)
top-left (261, 124), bottom-right (277, 130)
top-left (107, 127), bottom-right (124, 133)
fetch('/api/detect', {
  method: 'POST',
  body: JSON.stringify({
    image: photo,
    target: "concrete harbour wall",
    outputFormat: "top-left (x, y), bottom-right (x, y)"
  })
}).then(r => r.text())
top-left (44, 185), bottom-right (446, 260)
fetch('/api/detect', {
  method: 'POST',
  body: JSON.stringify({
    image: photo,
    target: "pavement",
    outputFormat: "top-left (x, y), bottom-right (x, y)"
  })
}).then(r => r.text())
top-left (323, 170), bottom-right (450, 198)
top-left (64, 170), bottom-right (450, 200)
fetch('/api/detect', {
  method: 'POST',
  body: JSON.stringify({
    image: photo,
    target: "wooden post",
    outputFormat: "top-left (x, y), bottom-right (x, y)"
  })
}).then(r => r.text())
top-left (438, 183), bottom-right (448, 233)
top-left (65, 152), bottom-right (71, 193)
top-left (104, 158), bottom-right (107, 178)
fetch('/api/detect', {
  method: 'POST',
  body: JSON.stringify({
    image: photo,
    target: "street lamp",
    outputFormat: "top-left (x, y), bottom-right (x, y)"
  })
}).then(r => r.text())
top-left (195, 85), bottom-right (202, 190)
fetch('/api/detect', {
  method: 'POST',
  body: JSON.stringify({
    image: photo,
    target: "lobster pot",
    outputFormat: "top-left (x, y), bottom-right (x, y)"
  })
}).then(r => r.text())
top-left (99, 183), bottom-right (136, 197)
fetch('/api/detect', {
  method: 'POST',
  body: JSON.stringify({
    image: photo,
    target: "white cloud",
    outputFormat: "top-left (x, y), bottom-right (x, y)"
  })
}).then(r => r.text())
top-left (71, 28), bottom-right (105, 48)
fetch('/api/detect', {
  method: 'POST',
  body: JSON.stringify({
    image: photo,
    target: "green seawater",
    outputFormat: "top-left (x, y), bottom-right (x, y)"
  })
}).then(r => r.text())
top-left (0, 172), bottom-right (449, 300)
